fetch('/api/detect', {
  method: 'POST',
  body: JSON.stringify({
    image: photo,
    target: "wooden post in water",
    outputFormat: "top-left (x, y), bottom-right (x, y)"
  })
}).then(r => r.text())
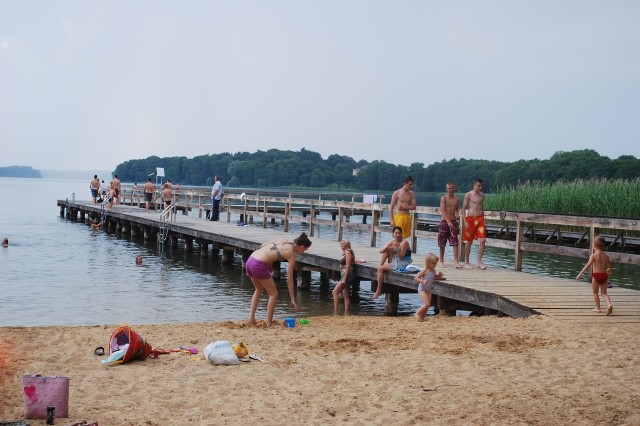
top-left (222, 247), bottom-right (234, 265)
top-left (272, 261), bottom-right (282, 280)
top-left (262, 200), bottom-right (268, 229)
top-left (310, 205), bottom-right (316, 237)
top-left (410, 211), bottom-right (417, 254)
top-left (514, 219), bottom-right (523, 271)
top-left (185, 236), bottom-right (193, 253)
top-left (198, 239), bottom-right (208, 256)
top-left (297, 270), bottom-right (312, 290)
top-left (370, 210), bottom-right (380, 247)
top-left (338, 207), bottom-right (344, 242)
top-left (284, 200), bottom-right (290, 232)
top-left (384, 287), bottom-right (399, 316)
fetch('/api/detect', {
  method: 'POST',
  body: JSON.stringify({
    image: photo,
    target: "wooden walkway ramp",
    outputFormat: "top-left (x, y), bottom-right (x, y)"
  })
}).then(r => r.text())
top-left (59, 200), bottom-right (640, 324)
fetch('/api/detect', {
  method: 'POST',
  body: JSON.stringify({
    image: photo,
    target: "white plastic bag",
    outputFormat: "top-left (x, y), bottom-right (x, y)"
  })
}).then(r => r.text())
top-left (204, 340), bottom-right (239, 365)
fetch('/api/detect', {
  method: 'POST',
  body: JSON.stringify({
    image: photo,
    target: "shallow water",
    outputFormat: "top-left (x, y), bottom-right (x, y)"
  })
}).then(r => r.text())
top-left (1, 177), bottom-right (638, 327)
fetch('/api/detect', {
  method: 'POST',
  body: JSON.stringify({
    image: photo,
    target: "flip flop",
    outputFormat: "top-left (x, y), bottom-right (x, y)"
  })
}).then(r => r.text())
top-left (94, 346), bottom-right (105, 356)
top-left (249, 353), bottom-right (265, 362)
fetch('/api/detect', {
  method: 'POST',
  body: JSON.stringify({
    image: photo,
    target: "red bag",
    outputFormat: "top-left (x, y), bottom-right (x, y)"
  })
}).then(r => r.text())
top-left (107, 325), bottom-right (169, 365)
top-left (22, 374), bottom-right (69, 419)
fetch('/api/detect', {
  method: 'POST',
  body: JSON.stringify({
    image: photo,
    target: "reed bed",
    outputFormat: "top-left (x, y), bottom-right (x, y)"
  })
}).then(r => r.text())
top-left (485, 179), bottom-right (640, 219)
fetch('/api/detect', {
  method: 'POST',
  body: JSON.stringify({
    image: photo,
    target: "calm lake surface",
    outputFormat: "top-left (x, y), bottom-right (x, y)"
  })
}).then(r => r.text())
top-left (1, 177), bottom-right (638, 327)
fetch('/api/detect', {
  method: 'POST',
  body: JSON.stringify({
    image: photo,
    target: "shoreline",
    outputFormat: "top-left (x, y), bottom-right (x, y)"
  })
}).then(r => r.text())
top-left (1, 315), bottom-right (639, 425)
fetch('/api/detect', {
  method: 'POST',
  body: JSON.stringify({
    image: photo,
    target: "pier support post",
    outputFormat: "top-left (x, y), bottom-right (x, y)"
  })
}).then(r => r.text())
top-left (198, 239), bottom-right (208, 256)
top-left (121, 221), bottom-right (129, 235)
top-left (351, 278), bottom-right (361, 303)
top-left (210, 244), bottom-right (220, 261)
top-left (130, 224), bottom-right (139, 237)
top-left (383, 287), bottom-right (399, 316)
top-left (79, 211), bottom-right (85, 222)
top-left (116, 220), bottom-right (122, 233)
top-left (185, 237), bottom-right (193, 253)
top-left (170, 234), bottom-right (179, 248)
top-left (144, 226), bottom-right (153, 240)
top-left (271, 261), bottom-right (281, 280)
top-left (241, 251), bottom-right (251, 273)
top-left (222, 248), bottom-right (235, 265)
top-left (436, 296), bottom-right (456, 317)
top-left (297, 270), bottom-right (312, 290)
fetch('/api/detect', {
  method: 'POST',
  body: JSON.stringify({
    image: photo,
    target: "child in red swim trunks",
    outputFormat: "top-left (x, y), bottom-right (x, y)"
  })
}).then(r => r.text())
top-left (576, 236), bottom-right (613, 315)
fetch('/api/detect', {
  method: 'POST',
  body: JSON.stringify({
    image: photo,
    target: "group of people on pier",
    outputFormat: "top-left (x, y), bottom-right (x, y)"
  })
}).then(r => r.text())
top-left (86, 172), bottom-right (614, 323)
top-left (89, 174), bottom-right (122, 211)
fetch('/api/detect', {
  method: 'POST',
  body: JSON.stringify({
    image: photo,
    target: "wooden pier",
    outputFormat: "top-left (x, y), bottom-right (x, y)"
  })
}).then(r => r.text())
top-left (58, 198), bottom-right (640, 324)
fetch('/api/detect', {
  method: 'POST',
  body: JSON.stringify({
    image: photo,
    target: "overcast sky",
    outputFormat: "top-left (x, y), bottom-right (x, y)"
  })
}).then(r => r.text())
top-left (1, 1), bottom-right (638, 172)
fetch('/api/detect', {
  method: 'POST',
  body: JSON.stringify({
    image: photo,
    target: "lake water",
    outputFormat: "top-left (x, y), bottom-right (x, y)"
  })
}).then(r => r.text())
top-left (1, 177), bottom-right (638, 327)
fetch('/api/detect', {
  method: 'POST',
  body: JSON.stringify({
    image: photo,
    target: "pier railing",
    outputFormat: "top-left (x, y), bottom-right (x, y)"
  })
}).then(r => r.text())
top-left (117, 185), bottom-right (639, 269)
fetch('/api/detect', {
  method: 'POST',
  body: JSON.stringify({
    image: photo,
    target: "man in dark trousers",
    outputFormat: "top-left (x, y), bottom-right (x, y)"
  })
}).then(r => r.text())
top-left (210, 176), bottom-right (223, 221)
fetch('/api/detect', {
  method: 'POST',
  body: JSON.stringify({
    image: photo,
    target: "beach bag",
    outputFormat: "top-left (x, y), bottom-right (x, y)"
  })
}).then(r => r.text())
top-left (103, 324), bottom-right (169, 366)
top-left (204, 341), bottom-right (239, 365)
top-left (22, 374), bottom-right (70, 419)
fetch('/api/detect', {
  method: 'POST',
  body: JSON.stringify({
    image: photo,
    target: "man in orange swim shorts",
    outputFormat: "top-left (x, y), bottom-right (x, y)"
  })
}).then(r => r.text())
top-left (462, 178), bottom-right (487, 270)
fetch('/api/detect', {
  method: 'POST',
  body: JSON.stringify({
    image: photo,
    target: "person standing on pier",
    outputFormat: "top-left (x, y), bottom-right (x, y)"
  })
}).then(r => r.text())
top-left (389, 176), bottom-right (416, 239)
top-left (100, 180), bottom-right (109, 200)
top-left (438, 182), bottom-right (462, 268)
top-left (162, 182), bottom-right (172, 219)
top-left (110, 175), bottom-right (122, 206)
top-left (210, 175), bottom-right (223, 221)
top-left (576, 236), bottom-right (614, 315)
top-left (143, 178), bottom-right (154, 213)
top-left (462, 178), bottom-right (487, 270)
top-left (246, 232), bottom-right (312, 327)
top-left (332, 240), bottom-right (356, 315)
top-left (90, 175), bottom-right (100, 205)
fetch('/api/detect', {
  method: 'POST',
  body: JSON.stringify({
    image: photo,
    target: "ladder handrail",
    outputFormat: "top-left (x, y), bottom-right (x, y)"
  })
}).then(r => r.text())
top-left (158, 204), bottom-right (177, 254)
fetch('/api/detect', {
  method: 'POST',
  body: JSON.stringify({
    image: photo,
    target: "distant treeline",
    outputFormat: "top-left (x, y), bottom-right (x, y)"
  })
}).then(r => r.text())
top-left (0, 166), bottom-right (41, 178)
top-left (113, 149), bottom-right (639, 192)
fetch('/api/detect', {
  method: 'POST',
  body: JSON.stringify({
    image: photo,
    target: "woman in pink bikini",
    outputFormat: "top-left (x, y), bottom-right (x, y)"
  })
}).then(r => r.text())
top-left (576, 236), bottom-right (613, 315)
top-left (246, 232), bottom-right (312, 326)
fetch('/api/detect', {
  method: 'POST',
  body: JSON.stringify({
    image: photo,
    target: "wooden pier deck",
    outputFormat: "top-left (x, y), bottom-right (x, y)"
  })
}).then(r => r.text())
top-left (58, 199), bottom-right (640, 324)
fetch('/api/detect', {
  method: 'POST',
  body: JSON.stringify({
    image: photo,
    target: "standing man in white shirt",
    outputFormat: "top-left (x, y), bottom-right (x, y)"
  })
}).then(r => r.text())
top-left (210, 176), bottom-right (223, 221)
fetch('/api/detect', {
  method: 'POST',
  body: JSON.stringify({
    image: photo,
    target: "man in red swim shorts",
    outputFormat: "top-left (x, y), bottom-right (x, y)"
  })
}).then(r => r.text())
top-left (462, 178), bottom-right (487, 270)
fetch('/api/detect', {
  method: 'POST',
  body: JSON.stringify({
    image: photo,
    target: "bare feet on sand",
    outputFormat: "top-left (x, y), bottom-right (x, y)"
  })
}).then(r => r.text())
top-left (438, 261), bottom-right (445, 268)
top-left (476, 263), bottom-right (487, 270)
top-left (415, 313), bottom-right (425, 322)
top-left (607, 306), bottom-right (613, 315)
top-left (454, 263), bottom-right (463, 269)
top-left (464, 264), bottom-right (473, 269)
top-left (592, 308), bottom-right (601, 313)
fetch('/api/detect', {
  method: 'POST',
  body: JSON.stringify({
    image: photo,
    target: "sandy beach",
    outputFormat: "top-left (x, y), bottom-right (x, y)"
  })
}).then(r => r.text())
top-left (1, 315), bottom-right (638, 425)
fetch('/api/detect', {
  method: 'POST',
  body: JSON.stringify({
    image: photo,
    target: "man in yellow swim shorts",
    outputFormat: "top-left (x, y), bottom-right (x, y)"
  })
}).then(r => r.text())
top-left (461, 178), bottom-right (487, 270)
top-left (389, 176), bottom-right (417, 238)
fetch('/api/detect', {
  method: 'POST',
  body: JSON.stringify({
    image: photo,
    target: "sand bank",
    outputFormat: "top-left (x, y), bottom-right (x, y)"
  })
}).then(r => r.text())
top-left (1, 315), bottom-right (638, 425)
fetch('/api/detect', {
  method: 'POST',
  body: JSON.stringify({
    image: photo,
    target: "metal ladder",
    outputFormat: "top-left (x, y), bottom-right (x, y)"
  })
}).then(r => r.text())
top-left (99, 196), bottom-right (110, 224)
top-left (158, 204), bottom-right (176, 254)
